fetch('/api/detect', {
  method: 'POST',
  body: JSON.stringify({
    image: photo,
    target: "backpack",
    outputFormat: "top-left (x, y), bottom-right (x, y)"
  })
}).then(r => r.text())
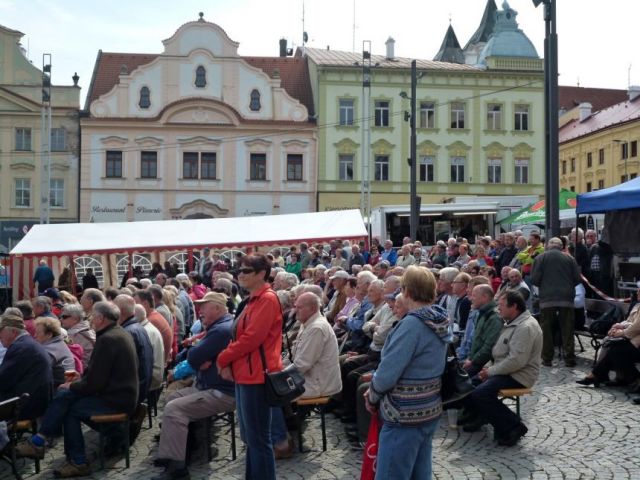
top-left (588, 306), bottom-right (621, 336)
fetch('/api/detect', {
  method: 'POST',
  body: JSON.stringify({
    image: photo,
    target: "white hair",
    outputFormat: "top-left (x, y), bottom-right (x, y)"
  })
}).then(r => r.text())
top-left (140, 278), bottom-right (152, 288)
top-left (357, 270), bottom-right (377, 284)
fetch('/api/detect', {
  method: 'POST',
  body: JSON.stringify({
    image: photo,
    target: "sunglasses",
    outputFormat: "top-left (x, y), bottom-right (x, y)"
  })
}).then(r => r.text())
top-left (238, 267), bottom-right (256, 275)
top-left (60, 314), bottom-right (72, 319)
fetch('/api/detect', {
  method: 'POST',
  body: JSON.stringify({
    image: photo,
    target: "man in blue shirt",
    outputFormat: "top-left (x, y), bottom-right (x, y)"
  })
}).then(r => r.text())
top-left (380, 240), bottom-right (398, 266)
top-left (154, 292), bottom-right (235, 479)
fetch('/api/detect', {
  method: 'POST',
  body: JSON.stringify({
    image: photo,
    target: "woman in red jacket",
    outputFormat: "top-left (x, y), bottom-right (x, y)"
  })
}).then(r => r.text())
top-left (217, 254), bottom-right (282, 480)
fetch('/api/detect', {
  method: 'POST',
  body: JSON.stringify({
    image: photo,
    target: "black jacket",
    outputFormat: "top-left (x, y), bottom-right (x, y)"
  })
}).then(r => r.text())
top-left (496, 245), bottom-right (517, 271)
top-left (121, 316), bottom-right (154, 402)
top-left (0, 333), bottom-right (52, 418)
top-left (70, 323), bottom-right (139, 414)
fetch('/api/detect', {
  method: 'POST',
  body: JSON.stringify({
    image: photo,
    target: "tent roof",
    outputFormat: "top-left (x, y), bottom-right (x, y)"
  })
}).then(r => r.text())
top-left (577, 177), bottom-right (640, 214)
top-left (10, 210), bottom-right (367, 258)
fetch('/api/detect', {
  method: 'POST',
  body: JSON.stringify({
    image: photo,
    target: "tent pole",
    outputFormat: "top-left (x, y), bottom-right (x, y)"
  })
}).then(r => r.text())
top-left (70, 256), bottom-right (77, 297)
top-left (188, 249), bottom-right (194, 273)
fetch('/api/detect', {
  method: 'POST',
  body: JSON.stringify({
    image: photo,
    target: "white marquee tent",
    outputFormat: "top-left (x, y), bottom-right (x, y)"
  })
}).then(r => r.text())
top-left (10, 209), bottom-right (367, 301)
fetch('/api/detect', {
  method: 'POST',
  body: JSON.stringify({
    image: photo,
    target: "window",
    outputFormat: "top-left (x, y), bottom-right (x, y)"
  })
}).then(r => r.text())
top-left (587, 152), bottom-right (593, 168)
top-left (15, 128), bottom-right (31, 151)
top-left (570, 186), bottom-right (575, 192)
top-left (139, 86), bottom-right (151, 109)
top-left (631, 173), bottom-right (638, 180)
top-left (105, 150), bottom-right (123, 178)
top-left (50, 179), bottom-right (64, 208)
top-left (286, 154), bottom-right (303, 181)
top-left (195, 66), bottom-right (206, 88)
top-left (450, 102), bottom-right (465, 129)
top-left (250, 89), bottom-right (261, 111)
top-left (562, 160), bottom-right (567, 175)
top-left (419, 102), bottom-right (435, 129)
top-left (51, 128), bottom-right (66, 151)
top-left (621, 175), bottom-right (628, 183)
top-left (15, 179), bottom-right (30, 207)
top-left (450, 157), bottom-right (465, 183)
top-left (419, 156), bottom-right (434, 182)
top-left (632, 141), bottom-right (638, 158)
top-left (339, 99), bottom-right (354, 126)
top-left (140, 151), bottom-right (157, 178)
top-left (487, 104), bottom-right (502, 130)
top-left (598, 179), bottom-right (605, 189)
top-left (338, 154), bottom-right (354, 181)
top-left (374, 155), bottom-right (389, 181)
top-left (514, 104), bottom-right (529, 131)
top-left (515, 159), bottom-right (529, 184)
top-left (201, 153), bottom-right (216, 180)
top-left (570, 158), bottom-right (575, 173)
top-left (599, 148), bottom-right (605, 164)
top-left (183, 152), bottom-right (199, 179)
top-left (487, 158), bottom-right (502, 183)
top-left (586, 182), bottom-right (592, 192)
top-left (622, 142), bottom-right (629, 160)
top-left (250, 153), bottom-right (267, 180)
top-left (374, 101), bottom-right (390, 127)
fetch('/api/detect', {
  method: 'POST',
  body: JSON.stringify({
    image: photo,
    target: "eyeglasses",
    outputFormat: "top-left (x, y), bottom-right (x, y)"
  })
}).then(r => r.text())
top-left (238, 267), bottom-right (255, 275)
top-left (60, 314), bottom-right (72, 319)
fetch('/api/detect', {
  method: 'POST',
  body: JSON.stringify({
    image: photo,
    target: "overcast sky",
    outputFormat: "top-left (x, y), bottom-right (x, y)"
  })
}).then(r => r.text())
top-left (3, 0), bottom-right (637, 106)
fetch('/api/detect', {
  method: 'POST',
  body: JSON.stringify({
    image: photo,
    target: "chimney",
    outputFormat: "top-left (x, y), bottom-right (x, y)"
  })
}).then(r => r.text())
top-left (385, 36), bottom-right (395, 60)
top-left (279, 38), bottom-right (287, 58)
top-left (578, 102), bottom-right (592, 122)
top-left (629, 85), bottom-right (640, 101)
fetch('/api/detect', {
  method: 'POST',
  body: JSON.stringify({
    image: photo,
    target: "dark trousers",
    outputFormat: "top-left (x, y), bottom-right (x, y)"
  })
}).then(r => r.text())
top-left (593, 340), bottom-right (640, 382)
top-left (235, 384), bottom-right (276, 480)
top-left (539, 307), bottom-right (575, 363)
top-left (356, 380), bottom-right (372, 442)
top-left (466, 375), bottom-right (524, 438)
top-left (39, 389), bottom-right (117, 465)
top-left (341, 351), bottom-right (380, 415)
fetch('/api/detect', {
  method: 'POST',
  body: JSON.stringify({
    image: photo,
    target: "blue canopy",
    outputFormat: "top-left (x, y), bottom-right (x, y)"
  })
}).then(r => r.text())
top-left (576, 177), bottom-right (640, 214)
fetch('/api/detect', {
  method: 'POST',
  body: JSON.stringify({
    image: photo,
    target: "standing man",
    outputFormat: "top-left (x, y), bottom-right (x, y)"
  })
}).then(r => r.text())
top-left (531, 237), bottom-right (581, 367)
top-left (197, 248), bottom-right (214, 288)
top-left (33, 260), bottom-right (55, 294)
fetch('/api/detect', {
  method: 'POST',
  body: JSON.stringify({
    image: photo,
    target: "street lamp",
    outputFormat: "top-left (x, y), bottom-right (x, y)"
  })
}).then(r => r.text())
top-left (533, 0), bottom-right (559, 238)
top-left (400, 60), bottom-right (420, 241)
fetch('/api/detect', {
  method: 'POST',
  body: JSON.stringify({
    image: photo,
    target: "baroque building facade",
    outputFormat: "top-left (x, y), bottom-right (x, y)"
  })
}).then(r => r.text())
top-left (81, 15), bottom-right (316, 223)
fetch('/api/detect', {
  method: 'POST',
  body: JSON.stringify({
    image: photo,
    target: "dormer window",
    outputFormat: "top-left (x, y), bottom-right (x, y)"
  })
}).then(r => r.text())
top-left (195, 66), bottom-right (206, 88)
top-left (139, 86), bottom-right (151, 109)
top-left (250, 89), bottom-right (261, 111)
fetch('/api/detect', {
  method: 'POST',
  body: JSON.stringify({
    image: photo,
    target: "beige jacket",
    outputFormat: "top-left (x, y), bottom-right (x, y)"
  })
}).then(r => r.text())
top-left (623, 306), bottom-right (640, 348)
top-left (291, 312), bottom-right (342, 398)
top-left (488, 310), bottom-right (543, 388)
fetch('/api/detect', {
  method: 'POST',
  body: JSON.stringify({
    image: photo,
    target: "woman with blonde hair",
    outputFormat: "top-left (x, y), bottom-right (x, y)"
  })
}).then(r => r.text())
top-left (34, 316), bottom-right (76, 387)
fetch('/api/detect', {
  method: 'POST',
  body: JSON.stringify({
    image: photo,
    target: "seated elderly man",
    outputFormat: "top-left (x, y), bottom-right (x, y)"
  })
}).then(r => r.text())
top-left (270, 292), bottom-right (341, 458)
top-left (0, 312), bottom-right (53, 418)
top-left (17, 301), bottom-right (138, 477)
top-left (462, 291), bottom-right (542, 446)
top-left (154, 292), bottom-right (235, 479)
top-left (60, 303), bottom-right (96, 370)
top-left (33, 295), bottom-right (57, 319)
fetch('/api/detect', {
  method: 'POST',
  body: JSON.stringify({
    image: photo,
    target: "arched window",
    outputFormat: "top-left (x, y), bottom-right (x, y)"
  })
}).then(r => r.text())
top-left (249, 89), bottom-right (261, 111)
top-left (195, 66), bottom-right (206, 88)
top-left (139, 86), bottom-right (151, 109)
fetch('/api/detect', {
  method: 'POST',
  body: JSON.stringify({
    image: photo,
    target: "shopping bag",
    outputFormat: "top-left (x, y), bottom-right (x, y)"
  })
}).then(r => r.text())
top-left (360, 412), bottom-right (381, 480)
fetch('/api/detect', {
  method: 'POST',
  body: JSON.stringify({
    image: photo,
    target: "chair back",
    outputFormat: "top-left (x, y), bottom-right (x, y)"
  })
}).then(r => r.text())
top-left (0, 393), bottom-right (30, 423)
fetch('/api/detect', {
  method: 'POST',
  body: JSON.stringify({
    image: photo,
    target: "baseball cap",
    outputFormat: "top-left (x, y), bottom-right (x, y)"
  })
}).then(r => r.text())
top-left (193, 291), bottom-right (228, 306)
top-left (330, 270), bottom-right (350, 280)
top-left (0, 313), bottom-right (25, 331)
top-left (43, 288), bottom-right (61, 300)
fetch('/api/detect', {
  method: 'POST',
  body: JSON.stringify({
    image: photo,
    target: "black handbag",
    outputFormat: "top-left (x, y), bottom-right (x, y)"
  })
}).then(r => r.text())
top-left (259, 346), bottom-right (306, 407)
top-left (441, 346), bottom-right (474, 408)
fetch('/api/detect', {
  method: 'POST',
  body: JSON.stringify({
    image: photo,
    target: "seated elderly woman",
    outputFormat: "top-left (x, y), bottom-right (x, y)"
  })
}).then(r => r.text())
top-left (34, 316), bottom-right (76, 387)
top-left (59, 303), bottom-right (95, 370)
top-left (577, 299), bottom-right (640, 387)
top-left (271, 292), bottom-right (342, 459)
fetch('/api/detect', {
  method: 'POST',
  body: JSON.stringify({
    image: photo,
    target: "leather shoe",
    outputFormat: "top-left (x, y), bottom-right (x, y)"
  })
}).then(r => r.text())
top-left (576, 377), bottom-right (600, 387)
top-left (340, 414), bottom-right (357, 424)
top-left (497, 423), bottom-right (528, 447)
top-left (274, 437), bottom-right (295, 460)
top-left (632, 397), bottom-right (640, 405)
top-left (462, 417), bottom-right (487, 433)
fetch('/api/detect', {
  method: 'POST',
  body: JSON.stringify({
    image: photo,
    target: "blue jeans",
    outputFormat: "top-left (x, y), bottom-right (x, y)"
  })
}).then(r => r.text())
top-left (235, 384), bottom-right (276, 480)
top-left (39, 389), bottom-right (117, 465)
top-left (466, 374), bottom-right (524, 437)
top-left (270, 407), bottom-right (288, 445)
top-left (375, 418), bottom-right (439, 480)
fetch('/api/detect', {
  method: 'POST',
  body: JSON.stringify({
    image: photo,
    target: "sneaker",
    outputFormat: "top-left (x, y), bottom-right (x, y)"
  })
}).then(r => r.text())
top-left (15, 438), bottom-right (45, 459)
top-left (53, 461), bottom-right (91, 478)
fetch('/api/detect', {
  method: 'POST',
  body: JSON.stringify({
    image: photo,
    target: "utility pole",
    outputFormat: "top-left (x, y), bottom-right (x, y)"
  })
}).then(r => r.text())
top-left (360, 41), bottom-right (372, 241)
top-left (409, 60), bottom-right (419, 242)
top-left (40, 54), bottom-right (52, 225)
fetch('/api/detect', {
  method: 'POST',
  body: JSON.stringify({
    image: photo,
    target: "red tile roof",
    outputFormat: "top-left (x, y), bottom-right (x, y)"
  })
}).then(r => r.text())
top-left (84, 51), bottom-right (314, 117)
top-left (560, 95), bottom-right (640, 144)
top-left (559, 86), bottom-right (628, 114)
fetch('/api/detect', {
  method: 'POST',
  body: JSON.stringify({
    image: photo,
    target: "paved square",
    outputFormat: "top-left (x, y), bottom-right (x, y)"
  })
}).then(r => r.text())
top-left (3, 345), bottom-right (640, 479)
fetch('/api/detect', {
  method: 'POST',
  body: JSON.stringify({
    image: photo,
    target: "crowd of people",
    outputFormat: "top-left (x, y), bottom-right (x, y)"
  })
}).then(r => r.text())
top-left (0, 228), bottom-right (635, 480)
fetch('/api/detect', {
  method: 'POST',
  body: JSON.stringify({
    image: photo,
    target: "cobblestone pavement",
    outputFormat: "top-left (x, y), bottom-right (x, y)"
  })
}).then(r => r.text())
top-left (3, 344), bottom-right (640, 479)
